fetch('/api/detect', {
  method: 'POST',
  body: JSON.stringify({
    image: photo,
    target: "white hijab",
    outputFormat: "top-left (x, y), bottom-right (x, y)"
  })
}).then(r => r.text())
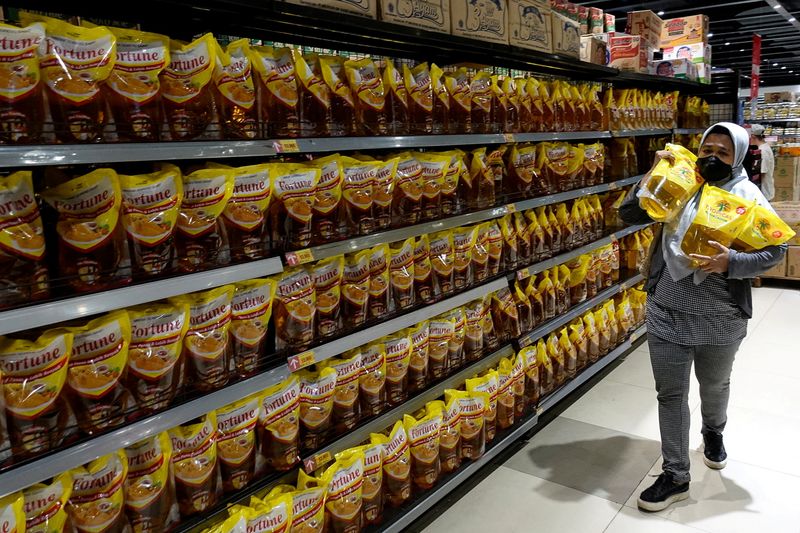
top-left (662, 122), bottom-right (773, 284)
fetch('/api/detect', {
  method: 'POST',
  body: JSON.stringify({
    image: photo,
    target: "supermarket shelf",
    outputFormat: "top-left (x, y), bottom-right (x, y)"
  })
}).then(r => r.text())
top-left (538, 325), bottom-right (648, 415)
top-left (610, 129), bottom-right (673, 137)
top-left (377, 330), bottom-right (644, 533)
top-left (301, 344), bottom-right (516, 472)
top-left (517, 273), bottom-right (646, 349)
top-left (0, 257), bottom-right (284, 336)
top-left (744, 118), bottom-right (800, 123)
top-left (513, 223), bottom-right (652, 281)
top-left (289, 175), bottom-right (645, 265)
top-left (513, 131), bottom-right (613, 142)
top-left (673, 128), bottom-right (707, 135)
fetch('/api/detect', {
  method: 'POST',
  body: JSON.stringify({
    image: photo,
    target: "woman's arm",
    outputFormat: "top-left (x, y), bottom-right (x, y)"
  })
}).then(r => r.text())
top-left (618, 184), bottom-right (654, 225)
top-left (728, 243), bottom-right (788, 279)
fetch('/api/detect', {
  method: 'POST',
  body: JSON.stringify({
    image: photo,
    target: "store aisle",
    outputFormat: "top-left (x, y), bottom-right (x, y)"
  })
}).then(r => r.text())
top-left (421, 286), bottom-right (800, 533)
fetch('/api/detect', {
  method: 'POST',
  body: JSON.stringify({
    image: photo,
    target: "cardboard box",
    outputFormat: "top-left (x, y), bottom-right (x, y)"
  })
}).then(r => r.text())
top-left (609, 34), bottom-right (654, 73)
top-left (625, 10), bottom-right (663, 48)
top-left (787, 246), bottom-right (800, 278)
top-left (773, 202), bottom-right (800, 246)
top-left (451, 0), bottom-right (509, 44)
top-left (662, 42), bottom-right (711, 64)
top-left (649, 58), bottom-right (697, 80)
top-left (696, 62), bottom-right (711, 84)
top-left (774, 156), bottom-right (800, 189)
top-left (589, 7), bottom-right (604, 34)
top-left (764, 92), bottom-right (795, 103)
top-left (578, 5), bottom-right (589, 34)
top-left (761, 254), bottom-right (787, 278)
top-left (605, 13), bottom-right (615, 32)
top-left (279, 0), bottom-right (377, 18)
top-left (774, 187), bottom-right (800, 202)
top-left (509, 0), bottom-right (552, 53)
top-left (660, 15), bottom-right (709, 47)
top-left (380, 0), bottom-right (450, 33)
top-left (551, 11), bottom-right (580, 57)
top-left (581, 35), bottom-right (608, 65)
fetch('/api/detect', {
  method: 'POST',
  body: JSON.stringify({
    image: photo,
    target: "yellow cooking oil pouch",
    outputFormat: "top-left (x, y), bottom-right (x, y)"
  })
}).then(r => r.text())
top-left (681, 186), bottom-right (756, 262)
top-left (67, 450), bottom-right (129, 533)
top-left (23, 472), bottom-right (73, 533)
top-left (733, 204), bottom-right (796, 251)
top-left (322, 447), bottom-right (365, 533)
top-left (466, 371), bottom-right (498, 443)
top-left (638, 143), bottom-right (702, 222)
top-left (0, 492), bottom-right (24, 533)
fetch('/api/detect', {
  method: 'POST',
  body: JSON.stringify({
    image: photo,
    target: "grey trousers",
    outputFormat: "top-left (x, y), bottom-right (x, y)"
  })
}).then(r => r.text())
top-left (648, 334), bottom-right (741, 483)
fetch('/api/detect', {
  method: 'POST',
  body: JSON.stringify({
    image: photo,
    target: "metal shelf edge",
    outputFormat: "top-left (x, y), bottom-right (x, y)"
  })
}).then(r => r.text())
top-left (610, 129), bottom-right (673, 137)
top-left (673, 128), bottom-right (707, 134)
top-left (0, 257), bottom-right (285, 336)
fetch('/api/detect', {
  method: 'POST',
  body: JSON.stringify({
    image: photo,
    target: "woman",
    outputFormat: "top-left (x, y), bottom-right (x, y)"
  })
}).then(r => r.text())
top-left (619, 122), bottom-right (787, 512)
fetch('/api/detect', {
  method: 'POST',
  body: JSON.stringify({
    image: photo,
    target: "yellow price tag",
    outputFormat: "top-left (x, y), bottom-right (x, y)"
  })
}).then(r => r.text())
top-left (273, 139), bottom-right (300, 153)
top-left (315, 451), bottom-right (332, 467)
top-left (517, 269), bottom-right (530, 281)
top-left (503, 133), bottom-right (515, 142)
top-left (288, 350), bottom-right (316, 372)
top-left (285, 249), bottom-right (315, 266)
top-left (506, 203), bottom-right (517, 214)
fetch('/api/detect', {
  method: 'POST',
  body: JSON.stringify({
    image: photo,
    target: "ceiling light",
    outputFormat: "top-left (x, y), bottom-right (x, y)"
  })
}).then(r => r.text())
top-left (782, 66), bottom-right (787, 69)
top-left (740, 49), bottom-right (745, 52)
top-left (774, 3), bottom-right (782, 8)
top-left (657, 10), bottom-right (664, 16)
top-left (790, 17), bottom-right (797, 22)
top-left (708, 33), bottom-right (714, 38)
top-left (725, 41), bottom-right (731, 45)
top-left (774, 62), bottom-right (779, 66)
top-left (791, 71), bottom-right (795, 73)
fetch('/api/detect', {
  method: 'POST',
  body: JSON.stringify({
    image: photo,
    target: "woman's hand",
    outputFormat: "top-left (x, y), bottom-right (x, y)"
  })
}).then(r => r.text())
top-left (652, 150), bottom-right (676, 168)
top-left (690, 241), bottom-right (730, 274)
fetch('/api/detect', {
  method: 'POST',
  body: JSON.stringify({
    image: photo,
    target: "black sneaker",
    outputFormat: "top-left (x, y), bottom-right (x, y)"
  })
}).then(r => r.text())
top-left (637, 472), bottom-right (690, 512)
top-left (703, 431), bottom-right (727, 469)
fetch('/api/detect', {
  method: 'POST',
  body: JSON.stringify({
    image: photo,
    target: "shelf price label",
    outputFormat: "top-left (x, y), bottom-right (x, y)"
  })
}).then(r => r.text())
top-left (506, 203), bottom-right (517, 214)
top-left (516, 269), bottom-right (530, 281)
top-left (518, 335), bottom-right (533, 348)
top-left (285, 249), bottom-right (315, 266)
top-left (304, 450), bottom-right (333, 473)
top-left (287, 350), bottom-right (316, 372)
top-left (273, 139), bottom-right (300, 153)
top-left (503, 133), bottom-right (515, 143)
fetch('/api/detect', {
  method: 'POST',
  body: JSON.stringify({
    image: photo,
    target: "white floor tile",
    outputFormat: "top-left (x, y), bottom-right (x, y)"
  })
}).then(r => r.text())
top-left (734, 338), bottom-right (800, 380)
top-left (422, 466), bottom-right (621, 533)
top-left (748, 287), bottom-right (783, 328)
top-left (624, 452), bottom-right (800, 533)
top-left (727, 365), bottom-right (800, 421)
top-left (745, 289), bottom-right (800, 348)
top-left (605, 506), bottom-right (711, 533)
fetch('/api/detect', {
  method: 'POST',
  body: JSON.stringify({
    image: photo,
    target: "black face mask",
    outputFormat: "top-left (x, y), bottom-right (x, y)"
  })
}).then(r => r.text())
top-left (697, 156), bottom-right (733, 183)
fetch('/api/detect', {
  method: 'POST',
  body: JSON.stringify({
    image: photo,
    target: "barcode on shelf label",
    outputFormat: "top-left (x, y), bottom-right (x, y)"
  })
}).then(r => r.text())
top-left (273, 139), bottom-right (300, 153)
top-left (288, 350), bottom-right (315, 372)
top-left (517, 269), bottom-right (530, 281)
top-left (285, 249), bottom-right (315, 266)
top-left (503, 133), bottom-right (515, 142)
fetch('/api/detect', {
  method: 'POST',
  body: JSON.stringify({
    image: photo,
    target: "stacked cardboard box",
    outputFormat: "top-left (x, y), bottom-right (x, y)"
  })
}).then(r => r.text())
top-left (626, 10), bottom-right (662, 48)
top-left (281, 0), bottom-right (378, 17)
top-left (774, 156), bottom-right (800, 202)
top-left (380, 0), bottom-right (451, 33)
top-left (450, 0), bottom-right (509, 44)
top-left (581, 35), bottom-right (608, 65)
top-left (552, 11), bottom-right (580, 57)
top-left (762, 202), bottom-right (800, 279)
top-left (509, 0), bottom-right (552, 52)
top-left (788, 247), bottom-right (800, 278)
top-left (608, 34), bottom-right (655, 72)
top-left (648, 58), bottom-right (698, 80)
top-left (662, 42), bottom-right (712, 83)
top-left (660, 14), bottom-right (711, 83)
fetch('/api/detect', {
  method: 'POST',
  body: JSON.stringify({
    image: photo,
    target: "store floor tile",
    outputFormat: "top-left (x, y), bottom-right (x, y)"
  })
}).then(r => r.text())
top-left (605, 506), bottom-right (711, 533)
top-left (727, 365), bottom-right (800, 421)
top-left (748, 286), bottom-right (783, 329)
top-left (502, 417), bottom-right (662, 504)
top-left (744, 289), bottom-right (800, 348)
top-left (624, 451), bottom-right (800, 533)
top-left (422, 466), bottom-right (622, 533)
top-left (734, 338), bottom-right (800, 380)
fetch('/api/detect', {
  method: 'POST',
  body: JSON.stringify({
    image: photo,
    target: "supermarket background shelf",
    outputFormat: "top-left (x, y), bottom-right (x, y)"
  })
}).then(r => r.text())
top-left (611, 129), bottom-right (673, 137)
top-left (744, 118), bottom-right (800, 123)
top-left (289, 175), bottom-right (645, 265)
top-left (673, 128), bottom-right (708, 134)
top-left (0, 256), bottom-right (284, 337)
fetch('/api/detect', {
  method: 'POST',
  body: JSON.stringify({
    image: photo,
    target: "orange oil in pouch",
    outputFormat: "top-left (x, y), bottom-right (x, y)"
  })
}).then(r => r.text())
top-left (427, 316), bottom-right (455, 381)
top-left (490, 288), bottom-right (520, 343)
top-left (343, 250), bottom-right (371, 330)
top-left (447, 389), bottom-right (487, 461)
top-left (487, 146), bottom-right (507, 199)
top-left (371, 421), bottom-right (411, 508)
top-left (444, 307), bottom-right (466, 372)
top-left (383, 331), bottom-right (412, 407)
top-left (372, 156), bottom-right (398, 231)
top-left (546, 332), bottom-right (565, 387)
top-left (404, 62), bottom-right (433, 134)
top-left (160, 33), bottom-right (218, 141)
top-left (383, 59), bottom-right (409, 135)
top-left (546, 206), bottom-right (563, 254)
top-left (582, 143), bottom-right (603, 187)
top-left (407, 321), bottom-right (430, 394)
top-left (496, 358), bottom-right (516, 430)
top-left (559, 327), bottom-right (578, 379)
top-left (413, 235), bottom-right (434, 305)
top-left (486, 222), bottom-right (503, 276)
top-left (313, 256), bottom-right (344, 339)
top-left (430, 64), bottom-right (449, 134)
top-left (464, 298), bottom-right (485, 362)
top-left (298, 366), bottom-right (336, 452)
top-left (124, 433), bottom-right (179, 533)
top-left (444, 68), bottom-right (471, 134)
top-left (216, 394), bottom-right (259, 493)
top-left (231, 278), bottom-right (276, 378)
top-left (271, 163), bottom-right (320, 251)
top-left (67, 451), bottom-right (131, 533)
top-left (498, 214), bottom-right (517, 272)
top-left (322, 352), bottom-right (363, 435)
top-left (556, 202), bottom-right (574, 250)
top-left (555, 265), bottom-right (571, 314)
top-left (62, 311), bottom-right (134, 435)
top-left (505, 143), bottom-right (538, 198)
top-left (472, 223), bottom-right (490, 284)
top-left (468, 147), bottom-right (495, 209)
top-left (538, 270), bottom-right (556, 320)
top-left (358, 442), bottom-right (384, 525)
top-left (470, 72), bottom-right (492, 134)
top-left (501, 77), bottom-right (520, 133)
top-left (258, 375), bottom-right (300, 473)
top-left (489, 76), bottom-right (506, 133)
top-left (429, 398), bottom-right (460, 474)
top-left (604, 300), bottom-right (619, 346)
top-left (213, 162), bottom-right (272, 261)
top-left (104, 27), bottom-right (169, 142)
top-left (526, 78), bottom-right (544, 132)
top-left (525, 276), bottom-right (543, 328)
top-left (293, 52), bottom-right (331, 137)
top-left (514, 212), bottom-right (531, 266)
top-left (250, 46), bottom-right (299, 138)
top-left (0, 171), bottom-right (49, 307)
top-left (392, 153), bottom-right (423, 227)
top-left (452, 226), bottom-right (477, 290)
top-left (319, 55), bottom-right (355, 137)
top-left (274, 267), bottom-right (316, 351)
top-left (126, 302), bottom-right (188, 413)
top-left (344, 57), bottom-right (386, 136)
top-left (323, 448), bottom-right (364, 533)
top-left (515, 77), bottom-right (533, 133)
top-left (416, 152), bottom-right (449, 221)
top-left (0, 330), bottom-right (75, 457)
top-left (212, 39), bottom-right (258, 139)
top-left (360, 342), bottom-right (387, 418)
top-left (171, 285), bottom-right (234, 392)
top-left (169, 413), bottom-right (220, 517)
top-left (404, 407), bottom-right (442, 491)
top-left (42, 168), bottom-right (132, 293)
top-left (291, 471), bottom-right (327, 533)
top-left (119, 167), bottom-right (182, 278)
top-left (594, 307), bottom-right (611, 356)
top-left (536, 339), bottom-right (554, 395)
top-left (0, 492), bottom-right (25, 533)
top-left (520, 346), bottom-right (540, 410)
top-left (341, 156), bottom-right (378, 236)
top-left (510, 351), bottom-right (526, 420)
top-left (368, 244), bottom-right (391, 320)
top-left (175, 167), bottom-right (235, 273)
top-left (309, 154), bottom-right (344, 245)
top-left (20, 15), bottom-right (115, 143)
top-left (569, 318), bottom-right (589, 371)
top-left (482, 296), bottom-right (500, 351)
top-left (429, 231), bottom-right (454, 298)
top-left (568, 254), bottom-right (589, 306)
top-left (540, 80), bottom-right (557, 131)
top-left (0, 22), bottom-right (46, 144)
top-left (513, 281), bottom-right (532, 333)
top-left (438, 151), bottom-right (461, 216)
top-left (389, 237), bottom-right (415, 311)
top-left (232, 493), bottom-right (292, 533)
top-left (23, 472), bottom-right (72, 533)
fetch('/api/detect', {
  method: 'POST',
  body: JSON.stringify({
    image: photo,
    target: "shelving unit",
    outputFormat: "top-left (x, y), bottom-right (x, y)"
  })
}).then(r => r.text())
top-left (611, 129), bottom-right (673, 137)
top-left (673, 128), bottom-right (707, 135)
